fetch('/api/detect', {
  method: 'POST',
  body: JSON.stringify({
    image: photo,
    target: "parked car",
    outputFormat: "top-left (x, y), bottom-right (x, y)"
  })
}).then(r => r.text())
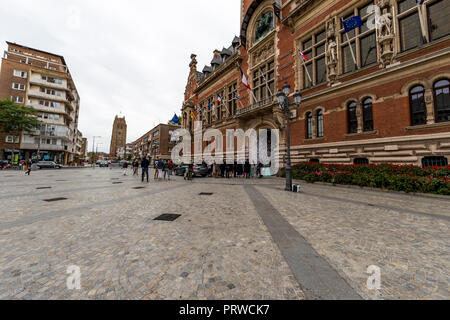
top-left (99, 161), bottom-right (109, 168)
top-left (36, 161), bottom-right (62, 169)
top-left (174, 164), bottom-right (208, 177)
top-left (0, 161), bottom-right (10, 170)
top-left (192, 165), bottom-right (209, 177)
top-left (174, 165), bottom-right (188, 176)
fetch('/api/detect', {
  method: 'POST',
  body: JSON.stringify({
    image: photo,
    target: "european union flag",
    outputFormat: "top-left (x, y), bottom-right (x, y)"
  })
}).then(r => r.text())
top-left (343, 16), bottom-right (363, 33)
top-left (170, 114), bottom-right (179, 124)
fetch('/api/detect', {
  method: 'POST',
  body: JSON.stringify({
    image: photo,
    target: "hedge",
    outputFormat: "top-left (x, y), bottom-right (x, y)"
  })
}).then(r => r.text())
top-left (279, 163), bottom-right (450, 195)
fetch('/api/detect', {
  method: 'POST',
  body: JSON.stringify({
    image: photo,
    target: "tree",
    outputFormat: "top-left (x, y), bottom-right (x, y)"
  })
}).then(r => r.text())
top-left (0, 99), bottom-right (39, 134)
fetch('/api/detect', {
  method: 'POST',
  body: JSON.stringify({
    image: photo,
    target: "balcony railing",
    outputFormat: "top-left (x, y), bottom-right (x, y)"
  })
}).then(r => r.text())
top-left (29, 77), bottom-right (67, 90)
top-left (235, 95), bottom-right (275, 117)
top-left (28, 90), bottom-right (67, 102)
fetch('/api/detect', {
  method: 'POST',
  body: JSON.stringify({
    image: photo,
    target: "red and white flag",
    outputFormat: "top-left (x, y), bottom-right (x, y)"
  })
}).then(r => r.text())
top-left (240, 67), bottom-right (251, 90)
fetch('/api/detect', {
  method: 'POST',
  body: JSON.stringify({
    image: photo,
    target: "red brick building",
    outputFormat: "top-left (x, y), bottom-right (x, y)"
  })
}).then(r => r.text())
top-left (130, 123), bottom-right (181, 161)
top-left (181, 0), bottom-right (450, 167)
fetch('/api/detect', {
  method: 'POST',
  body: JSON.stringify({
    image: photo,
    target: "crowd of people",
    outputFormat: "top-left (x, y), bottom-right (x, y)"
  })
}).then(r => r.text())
top-left (122, 157), bottom-right (267, 183)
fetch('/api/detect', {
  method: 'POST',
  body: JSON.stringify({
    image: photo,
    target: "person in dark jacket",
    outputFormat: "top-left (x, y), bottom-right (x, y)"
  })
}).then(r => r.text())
top-left (141, 156), bottom-right (150, 182)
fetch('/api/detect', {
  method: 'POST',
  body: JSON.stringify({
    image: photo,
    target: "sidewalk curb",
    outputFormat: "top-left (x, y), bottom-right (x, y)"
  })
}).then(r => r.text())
top-left (283, 178), bottom-right (450, 201)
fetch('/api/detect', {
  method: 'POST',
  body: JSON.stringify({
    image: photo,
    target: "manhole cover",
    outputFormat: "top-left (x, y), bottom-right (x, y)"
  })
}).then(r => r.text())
top-left (133, 187), bottom-right (145, 189)
top-left (44, 197), bottom-right (68, 202)
top-left (199, 193), bottom-right (214, 196)
top-left (37, 187), bottom-right (52, 190)
top-left (154, 214), bottom-right (181, 222)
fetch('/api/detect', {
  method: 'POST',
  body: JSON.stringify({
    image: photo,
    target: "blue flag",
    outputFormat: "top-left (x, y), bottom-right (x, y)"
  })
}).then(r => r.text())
top-left (208, 101), bottom-right (211, 110)
top-left (171, 114), bottom-right (179, 124)
top-left (343, 16), bottom-right (363, 33)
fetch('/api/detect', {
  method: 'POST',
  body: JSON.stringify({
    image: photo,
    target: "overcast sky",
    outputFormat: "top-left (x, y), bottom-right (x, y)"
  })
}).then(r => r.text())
top-left (0, 0), bottom-right (240, 153)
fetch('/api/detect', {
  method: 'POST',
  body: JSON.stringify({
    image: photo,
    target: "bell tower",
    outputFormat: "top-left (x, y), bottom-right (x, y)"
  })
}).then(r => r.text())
top-left (109, 116), bottom-right (127, 159)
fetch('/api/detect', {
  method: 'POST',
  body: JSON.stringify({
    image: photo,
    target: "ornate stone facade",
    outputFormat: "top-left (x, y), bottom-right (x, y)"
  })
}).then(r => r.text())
top-left (181, 0), bottom-right (450, 167)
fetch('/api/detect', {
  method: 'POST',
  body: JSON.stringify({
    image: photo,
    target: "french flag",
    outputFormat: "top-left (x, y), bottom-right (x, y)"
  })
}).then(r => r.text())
top-left (216, 95), bottom-right (222, 104)
top-left (297, 47), bottom-right (309, 61)
top-left (240, 67), bottom-right (251, 90)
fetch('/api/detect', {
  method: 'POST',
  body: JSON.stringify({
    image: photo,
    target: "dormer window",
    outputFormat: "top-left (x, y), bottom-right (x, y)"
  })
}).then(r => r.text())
top-left (255, 12), bottom-right (274, 43)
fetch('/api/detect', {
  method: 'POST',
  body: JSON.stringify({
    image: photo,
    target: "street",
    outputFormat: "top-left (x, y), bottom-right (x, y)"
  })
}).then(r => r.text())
top-left (0, 168), bottom-right (448, 300)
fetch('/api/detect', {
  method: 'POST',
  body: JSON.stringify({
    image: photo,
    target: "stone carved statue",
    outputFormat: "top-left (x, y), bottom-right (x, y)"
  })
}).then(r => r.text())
top-left (376, 9), bottom-right (392, 38)
top-left (326, 17), bottom-right (339, 85)
top-left (376, 7), bottom-right (395, 67)
top-left (327, 39), bottom-right (338, 64)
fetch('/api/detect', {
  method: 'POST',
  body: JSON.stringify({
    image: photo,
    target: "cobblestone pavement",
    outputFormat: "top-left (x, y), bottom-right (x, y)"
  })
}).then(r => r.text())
top-left (0, 168), bottom-right (448, 300)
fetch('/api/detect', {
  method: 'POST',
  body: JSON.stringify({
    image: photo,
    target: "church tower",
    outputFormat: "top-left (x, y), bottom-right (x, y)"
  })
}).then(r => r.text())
top-left (109, 116), bottom-right (127, 158)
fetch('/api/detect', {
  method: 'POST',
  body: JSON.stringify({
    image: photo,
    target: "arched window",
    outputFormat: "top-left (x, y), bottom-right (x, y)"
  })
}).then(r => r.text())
top-left (347, 102), bottom-right (358, 134)
top-left (306, 112), bottom-right (313, 139)
top-left (316, 109), bottom-right (324, 138)
top-left (434, 79), bottom-right (450, 123)
top-left (254, 12), bottom-right (274, 43)
top-left (409, 85), bottom-right (426, 126)
top-left (362, 98), bottom-right (373, 132)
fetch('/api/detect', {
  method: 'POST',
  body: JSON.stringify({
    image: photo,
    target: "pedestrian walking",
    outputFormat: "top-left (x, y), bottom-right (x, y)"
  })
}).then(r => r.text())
top-left (25, 159), bottom-right (32, 176)
top-left (156, 158), bottom-right (164, 180)
top-left (122, 161), bottom-right (129, 176)
top-left (212, 161), bottom-right (217, 178)
top-left (244, 161), bottom-right (251, 179)
top-left (132, 159), bottom-right (139, 176)
top-left (141, 156), bottom-right (150, 183)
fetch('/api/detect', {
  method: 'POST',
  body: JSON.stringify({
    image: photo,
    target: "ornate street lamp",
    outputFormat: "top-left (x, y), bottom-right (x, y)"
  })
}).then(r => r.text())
top-left (277, 83), bottom-right (302, 191)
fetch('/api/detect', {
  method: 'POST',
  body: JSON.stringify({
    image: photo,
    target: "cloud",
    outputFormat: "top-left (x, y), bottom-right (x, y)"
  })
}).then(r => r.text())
top-left (0, 0), bottom-right (240, 152)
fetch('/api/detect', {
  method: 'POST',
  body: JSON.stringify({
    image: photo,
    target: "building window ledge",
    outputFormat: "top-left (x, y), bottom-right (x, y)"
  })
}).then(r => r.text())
top-left (405, 122), bottom-right (450, 131)
top-left (303, 136), bottom-right (327, 143)
top-left (343, 130), bottom-right (379, 138)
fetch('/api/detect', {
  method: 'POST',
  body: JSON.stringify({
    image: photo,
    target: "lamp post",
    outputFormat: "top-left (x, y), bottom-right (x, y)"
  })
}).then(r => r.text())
top-left (276, 83), bottom-right (302, 192)
top-left (91, 136), bottom-right (101, 167)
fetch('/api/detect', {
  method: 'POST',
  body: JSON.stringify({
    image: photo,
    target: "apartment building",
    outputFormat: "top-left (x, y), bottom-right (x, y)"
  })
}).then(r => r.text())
top-left (181, 0), bottom-right (450, 167)
top-left (0, 42), bottom-right (82, 165)
top-left (130, 123), bottom-right (181, 161)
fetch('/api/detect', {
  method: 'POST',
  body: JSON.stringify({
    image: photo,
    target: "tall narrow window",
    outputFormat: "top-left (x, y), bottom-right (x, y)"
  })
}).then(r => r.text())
top-left (316, 110), bottom-right (324, 138)
top-left (398, 0), bottom-right (423, 51)
top-left (428, 0), bottom-right (450, 41)
top-left (409, 85), bottom-right (426, 126)
top-left (306, 112), bottom-right (313, 139)
top-left (362, 98), bottom-right (374, 132)
top-left (253, 61), bottom-right (274, 101)
top-left (434, 79), bottom-right (450, 123)
top-left (300, 29), bottom-right (326, 88)
top-left (340, 2), bottom-right (376, 73)
top-left (348, 102), bottom-right (358, 134)
top-left (227, 83), bottom-right (237, 117)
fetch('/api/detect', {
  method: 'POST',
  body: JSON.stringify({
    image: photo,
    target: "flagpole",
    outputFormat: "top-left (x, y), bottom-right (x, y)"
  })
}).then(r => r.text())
top-left (341, 18), bottom-right (358, 69)
top-left (263, 74), bottom-right (273, 96)
top-left (296, 46), bottom-right (312, 84)
top-left (417, 3), bottom-right (428, 44)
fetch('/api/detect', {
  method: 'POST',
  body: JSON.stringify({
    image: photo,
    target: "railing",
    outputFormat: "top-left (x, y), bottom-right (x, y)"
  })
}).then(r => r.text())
top-left (235, 95), bottom-right (275, 116)
top-left (28, 90), bottom-right (67, 102)
top-left (29, 77), bottom-right (67, 90)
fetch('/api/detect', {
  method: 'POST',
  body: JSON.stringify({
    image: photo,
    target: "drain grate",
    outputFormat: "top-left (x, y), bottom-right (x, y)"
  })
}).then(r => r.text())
top-left (199, 192), bottom-right (214, 196)
top-left (133, 187), bottom-right (145, 189)
top-left (37, 187), bottom-right (52, 190)
top-left (113, 182), bottom-right (123, 184)
top-left (154, 214), bottom-right (181, 222)
top-left (44, 197), bottom-right (68, 202)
